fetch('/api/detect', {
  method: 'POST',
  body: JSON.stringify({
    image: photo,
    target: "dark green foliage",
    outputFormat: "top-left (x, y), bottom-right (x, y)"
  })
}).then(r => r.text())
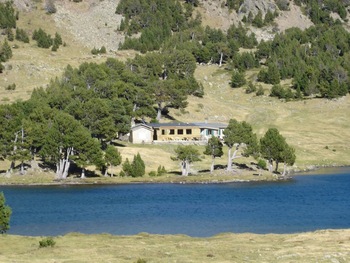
top-left (5, 83), bottom-right (16, 90)
top-left (260, 128), bottom-right (296, 173)
top-left (6, 28), bottom-right (14, 41)
top-left (270, 84), bottom-right (296, 100)
top-left (15, 28), bottom-right (30, 43)
top-left (91, 46), bottom-right (107, 55)
top-left (256, 86), bottom-right (264, 96)
top-left (122, 153), bottom-right (145, 177)
top-left (204, 136), bottom-right (224, 173)
top-left (245, 81), bottom-right (257, 94)
top-left (257, 159), bottom-right (267, 170)
top-left (135, 259), bottom-right (147, 263)
top-left (0, 192), bottom-right (12, 234)
top-left (54, 32), bottom-right (62, 46)
top-left (0, 2), bottom-right (16, 29)
top-left (226, 0), bottom-right (244, 11)
top-left (227, 23), bottom-right (258, 49)
top-left (231, 71), bottom-right (246, 88)
top-left (32, 28), bottom-right (53, 48)
top-left (172, 145), bottom-right (201, 176)
top-left (252, 11), bottom-right (264, 28)
top-left (0, 63), bottom-right (4, 73)
top-left (256, 24), bottom-right (350, 98)
top-left (39, 237), bottom-right (56, 248)
top-left (117, 0), bottom-right (198, 52)
top-left (0, 39), bottom-right (12, 62)
top-left (157, 165), bottom-right (167, 176)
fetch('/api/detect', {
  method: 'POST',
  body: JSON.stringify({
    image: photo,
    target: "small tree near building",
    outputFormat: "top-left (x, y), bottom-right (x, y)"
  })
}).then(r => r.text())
top-left (172, 145), bottom-right (201, 176)
top-left (0, 192), bottom-right (12, 234)
top-left (203, 137), bottom-right (223, 173)
top-left (104, 145), bottom-right (122, 177)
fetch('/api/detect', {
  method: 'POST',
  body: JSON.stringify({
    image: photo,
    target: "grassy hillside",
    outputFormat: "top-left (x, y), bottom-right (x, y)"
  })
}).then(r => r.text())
top-left (0, 0), bottom-right (349, 176)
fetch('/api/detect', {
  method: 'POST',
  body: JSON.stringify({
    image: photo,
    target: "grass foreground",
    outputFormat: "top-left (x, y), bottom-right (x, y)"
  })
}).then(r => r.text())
top-left (0, 229), bottom-right (349, 262)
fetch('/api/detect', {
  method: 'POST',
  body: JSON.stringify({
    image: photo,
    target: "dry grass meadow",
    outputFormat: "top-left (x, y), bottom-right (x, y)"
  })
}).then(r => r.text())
top-left (0, 2), bottom-right (350, 261)
top-left (0, 229), bottom-right (349, 263)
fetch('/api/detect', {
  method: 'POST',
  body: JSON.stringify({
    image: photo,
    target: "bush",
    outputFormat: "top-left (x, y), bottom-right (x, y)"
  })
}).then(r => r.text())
top-left (122, 153), bottom-right (145, 177)
top-left (256, 86), bottom-right (264, 96)
top-left (257, 159), bottom-right (267, 170)
top-left (33, 28), bottom-right (53, 48)
top-left (157, 165), bottom-right (167, 176)
top-left (0, 39), bottom-right (12, 62)
top-left (0, 192), bottom-right (12, 234)
top-left (39, 237), bottom-right (56, 248)
top-left (15, 28), bottom-right (30, 43)
top-left (5, 83), bottom-right (16, 90)
top-left (231, 71), bottom-right (246, 88)
top-left (148, 171), bottom-right (157, 177)
top-left (91, 46), bottom-right (107, 55)
top-left (245, 81), bottom-right (257, 94)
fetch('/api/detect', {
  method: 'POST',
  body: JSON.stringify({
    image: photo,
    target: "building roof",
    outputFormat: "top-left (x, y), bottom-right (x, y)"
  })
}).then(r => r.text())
top-left (131, 123), bottom-right (153, 131)
top-left (148, 122), bottom-right (227, 129)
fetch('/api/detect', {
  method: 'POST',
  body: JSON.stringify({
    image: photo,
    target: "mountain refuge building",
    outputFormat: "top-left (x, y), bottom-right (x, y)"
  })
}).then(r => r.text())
top-left (129, 122), bottom-right (227, 144)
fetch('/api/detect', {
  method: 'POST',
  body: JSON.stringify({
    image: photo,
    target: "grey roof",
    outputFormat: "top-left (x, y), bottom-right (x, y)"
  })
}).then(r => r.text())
top-left (148, 122), bottom-right (227, 129)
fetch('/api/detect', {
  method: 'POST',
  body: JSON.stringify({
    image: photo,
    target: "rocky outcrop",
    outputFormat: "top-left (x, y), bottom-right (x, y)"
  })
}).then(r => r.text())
top-left (239, 0), bottom-right (277, 17)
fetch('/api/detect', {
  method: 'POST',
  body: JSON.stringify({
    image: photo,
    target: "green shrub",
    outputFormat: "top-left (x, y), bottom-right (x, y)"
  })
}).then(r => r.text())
top-left (135, 259), bottom-right (147, 263)
top-left (148, 171), bottom-right (157, 177)
top-left (39, 237), bottom-right (56, 248)
top-left (257, 159), bottom-right (267, 170)
top-left (15, 28), bottom-right (30, 43)
top-left (245, 81), bottom-right (257, 94)
top-left (157, 165), bottom-right (167, 176)
top-left (256, 86), bottom-right (264, 96)
top-left (5, 83), bottom-right (16, 90)
top-left (33, 28), bottom-right (53, 48)
top-left (91, 46), bottom-right (107, 55)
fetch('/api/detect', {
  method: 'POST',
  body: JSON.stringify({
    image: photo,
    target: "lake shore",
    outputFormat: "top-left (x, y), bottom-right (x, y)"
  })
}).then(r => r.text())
top-left (1, 229), bottom-right (349, 262)
top-left (1, 165), bottom-right (349, 186)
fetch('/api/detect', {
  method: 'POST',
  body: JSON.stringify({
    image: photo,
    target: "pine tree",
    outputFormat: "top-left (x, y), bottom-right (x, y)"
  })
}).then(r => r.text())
top-left (0, 192), bottom-right (12, 234)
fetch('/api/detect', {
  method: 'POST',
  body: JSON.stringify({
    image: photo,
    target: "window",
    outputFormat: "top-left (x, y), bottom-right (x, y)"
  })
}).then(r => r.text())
top-left (161, 129), bottom-right (165, 135)
top-left (178, 129), bottom-right (183, 135)
top-left (169, 129), bottom-right (175, 135)
top-left (186, 129), bottom-right (192, 135)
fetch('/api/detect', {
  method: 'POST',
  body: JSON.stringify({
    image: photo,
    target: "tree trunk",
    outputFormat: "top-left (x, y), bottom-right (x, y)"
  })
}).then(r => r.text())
top-left (210, 156), bottom-right (215, 174)
top-left (282, 162), bottom-right (287, 177)
top-left (20, 161), bottom-right (25, 175)
top-left (268, 159), bottom-right (273, 173)
top-left (81, 168), bottom-right (86, 178)
top-left (227, 147), bottom-right (232, 171)
top-left (219, 52), bottom-right (223, 67)
top-left (185, 160), bottom-right (190, 176)
top-left (104, 167), bottom-right (108, 177)
top-left (58, 147), bottom-right (72, 179)
top-left (156, 103), bottom-right (163, 121)
top-left (181, 160), bottom-right (187, 176)
top-left (275, 161), bottom-right (279, 173)
top-left (110, 165), bottom-right (114, 177)
top-left (227, 145), bottom-right (241, 171)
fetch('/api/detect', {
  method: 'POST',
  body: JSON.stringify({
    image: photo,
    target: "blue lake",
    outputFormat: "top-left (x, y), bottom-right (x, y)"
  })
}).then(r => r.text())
top-left (1, 167), bottom-right (349, 237)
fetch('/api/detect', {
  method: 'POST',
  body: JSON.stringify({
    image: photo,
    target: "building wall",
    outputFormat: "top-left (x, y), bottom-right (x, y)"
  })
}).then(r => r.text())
top-left (155, 126), bottom-right (201, 141)
top-left (131, 127), bottom-right (153, 144)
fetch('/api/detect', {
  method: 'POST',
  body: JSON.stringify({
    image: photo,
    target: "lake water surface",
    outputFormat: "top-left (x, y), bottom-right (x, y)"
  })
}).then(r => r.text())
top-left (1, 167), bottom-right (349, 237)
